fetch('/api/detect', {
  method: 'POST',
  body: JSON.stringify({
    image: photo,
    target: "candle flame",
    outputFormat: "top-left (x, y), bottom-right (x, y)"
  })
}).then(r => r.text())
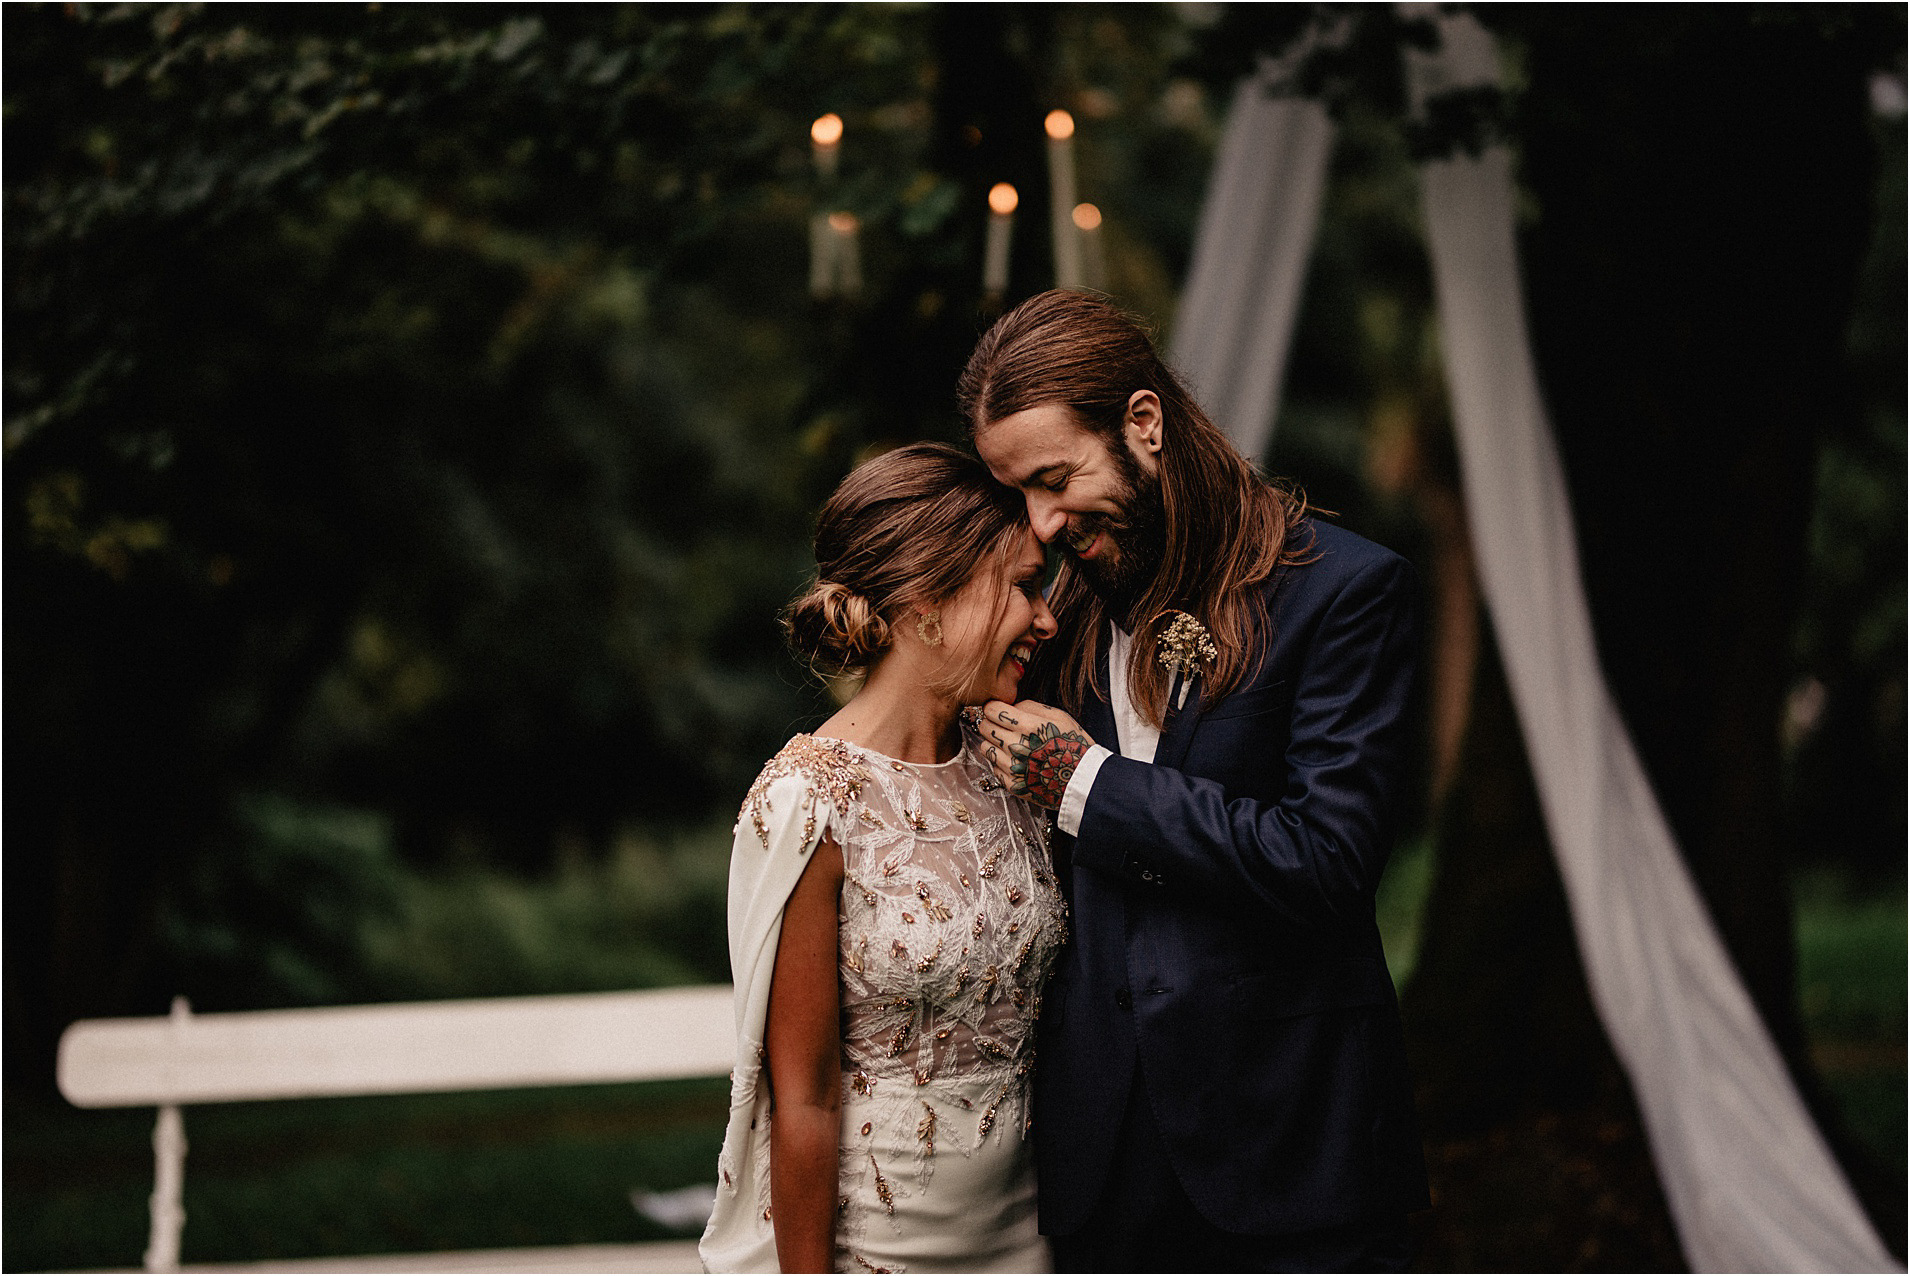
top-left (827, 211), bottom-right (858, 233)
top-left (988, 183), bottom-right (1019, 216)
top-left (811, 113), bottom-right (844, 147)
top-left (1072, 203), bottom-right (1102, 231)
top-left (1044, 109), bottom-right (1075, 140)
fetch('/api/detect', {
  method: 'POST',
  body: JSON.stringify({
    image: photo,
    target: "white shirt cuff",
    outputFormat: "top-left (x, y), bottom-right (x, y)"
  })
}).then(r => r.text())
top-left (1056, 744), bottom-right (1113, 837)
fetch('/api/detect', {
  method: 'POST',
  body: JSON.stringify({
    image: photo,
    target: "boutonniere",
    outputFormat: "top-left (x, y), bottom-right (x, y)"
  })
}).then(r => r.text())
top-left (1153, 610), bottom-right (1216, 710)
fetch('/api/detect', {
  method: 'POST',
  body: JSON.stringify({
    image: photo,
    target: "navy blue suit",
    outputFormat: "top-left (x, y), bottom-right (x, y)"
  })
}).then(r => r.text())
top-left (1034, 519), bottom-right (1430, 1257)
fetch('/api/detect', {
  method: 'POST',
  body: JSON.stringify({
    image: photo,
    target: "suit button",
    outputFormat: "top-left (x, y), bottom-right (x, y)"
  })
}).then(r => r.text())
top-left (1114, 988), bottom-right (1131, 1010)
top-left (1140, 870), bottom-right (1154, 881)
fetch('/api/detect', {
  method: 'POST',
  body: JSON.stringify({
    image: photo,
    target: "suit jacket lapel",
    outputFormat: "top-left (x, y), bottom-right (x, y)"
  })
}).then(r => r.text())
top-left (1152, 674), bottom-right (1204, 772)
top-left (1075, 630), bottom-right (1120, 755)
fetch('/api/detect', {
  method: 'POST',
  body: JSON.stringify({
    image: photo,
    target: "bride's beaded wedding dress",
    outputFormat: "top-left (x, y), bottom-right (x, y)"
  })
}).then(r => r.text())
top-left (701, 722), bottom-right (1068, 1273)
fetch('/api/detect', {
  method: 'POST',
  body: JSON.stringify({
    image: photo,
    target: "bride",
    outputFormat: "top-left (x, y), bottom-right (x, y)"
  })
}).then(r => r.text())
top-left (699, 442), bottom-right (1069, 1273)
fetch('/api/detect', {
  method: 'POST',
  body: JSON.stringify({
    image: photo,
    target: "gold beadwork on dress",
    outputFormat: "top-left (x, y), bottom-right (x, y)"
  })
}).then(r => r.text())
top-left (870, 1155), bottom-right (895, 1215)
top-left (972, 911), bottom-right (986, 938)
top-left (1007, 886), bottom-right (1024, 906)
top-left (914, 937), bottom-right (943, 972)
top-left (915, 881), bottom-right (952, 922)
top-left (975, 965), bottom-right (999, 1002)
top-left (740, 735), bottom-right (867, 849)
top-left (917, 1102), bottom-right (938, 1157)
top-left (978, 1089), bottom-right (1002, 1138)
top-left (950, 800), bottom-right (971, 823)
top-left (1009, 938), bottom-right (1034, 980)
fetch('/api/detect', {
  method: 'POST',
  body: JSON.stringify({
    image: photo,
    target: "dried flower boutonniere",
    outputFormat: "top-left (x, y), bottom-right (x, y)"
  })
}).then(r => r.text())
top-left (1154, 610), bottom-right (1217, 709)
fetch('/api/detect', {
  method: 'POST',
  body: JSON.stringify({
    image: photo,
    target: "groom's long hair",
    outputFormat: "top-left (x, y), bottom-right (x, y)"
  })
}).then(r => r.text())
top-left (959, 290), bottom-right (1314, 725)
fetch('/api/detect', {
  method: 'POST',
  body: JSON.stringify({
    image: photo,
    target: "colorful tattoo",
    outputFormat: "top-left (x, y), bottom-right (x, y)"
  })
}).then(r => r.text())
top-left (1009, 723), bottom-right (1090, 809)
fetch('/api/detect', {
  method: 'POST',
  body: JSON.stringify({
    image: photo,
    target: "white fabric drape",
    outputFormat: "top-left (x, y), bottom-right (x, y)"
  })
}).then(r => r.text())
top-left (1170, 11), bottom-right (1898, 1269)
top-left (1168, 58), bottom-right (1333, 463)
top-left (1407, 12), bottom-right (1896, 1272)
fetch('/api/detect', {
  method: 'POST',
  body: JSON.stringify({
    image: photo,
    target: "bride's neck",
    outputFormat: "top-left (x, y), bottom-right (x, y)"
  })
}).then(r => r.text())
top-left (817, 655), bottom-right (962, 765)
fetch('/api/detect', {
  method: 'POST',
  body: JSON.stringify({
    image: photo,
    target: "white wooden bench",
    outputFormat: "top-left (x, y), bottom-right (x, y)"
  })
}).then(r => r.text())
top-left (56, 986), bottom-right (735, 1273)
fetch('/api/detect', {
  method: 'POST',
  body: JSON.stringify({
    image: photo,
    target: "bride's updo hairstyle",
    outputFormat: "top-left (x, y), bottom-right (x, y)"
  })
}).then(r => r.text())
top-left (784, 442), bottom-right (1028, 682)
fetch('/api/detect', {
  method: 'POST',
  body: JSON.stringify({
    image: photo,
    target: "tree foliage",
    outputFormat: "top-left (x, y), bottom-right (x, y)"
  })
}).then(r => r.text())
top-left (5, 3), bottom-right (953, 1063)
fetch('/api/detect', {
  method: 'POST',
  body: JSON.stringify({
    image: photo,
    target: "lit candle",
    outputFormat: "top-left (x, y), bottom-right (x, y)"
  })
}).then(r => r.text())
top-left (828, 210), bottom-right (861, 297)
top-left (984, 182), bottom-right (1018, 297)
top-left (1073, 203), bottom-right (1105, 292)
top-left (811, 113), bottom-right (843, 182)
top-left (1045, 109), bottom-right (1084, 288)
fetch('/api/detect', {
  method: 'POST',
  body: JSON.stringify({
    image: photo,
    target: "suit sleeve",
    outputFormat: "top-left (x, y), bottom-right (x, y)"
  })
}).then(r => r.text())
top-left (1070, 553), bottom-right (1420, 930)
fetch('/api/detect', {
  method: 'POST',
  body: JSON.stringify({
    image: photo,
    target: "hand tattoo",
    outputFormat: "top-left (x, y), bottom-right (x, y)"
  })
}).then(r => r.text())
top-left (1007, 723), bottom-right (1090, 809)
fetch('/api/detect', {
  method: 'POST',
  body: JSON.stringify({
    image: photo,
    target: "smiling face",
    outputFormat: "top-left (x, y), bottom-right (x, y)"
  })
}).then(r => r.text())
top-left (933, 527), bottom-right (1058, 704)
top-left (976, 398), bottom-right (1167, 620)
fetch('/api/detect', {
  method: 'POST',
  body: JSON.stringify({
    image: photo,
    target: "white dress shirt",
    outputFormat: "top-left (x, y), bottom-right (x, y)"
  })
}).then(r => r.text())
top-left (1056, 623), bottom-right (1156, 836)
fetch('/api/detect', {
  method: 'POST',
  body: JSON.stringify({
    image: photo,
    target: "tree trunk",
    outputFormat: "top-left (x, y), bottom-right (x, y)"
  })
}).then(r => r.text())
top-left (1403, 9), bottom-right (1901, 1265)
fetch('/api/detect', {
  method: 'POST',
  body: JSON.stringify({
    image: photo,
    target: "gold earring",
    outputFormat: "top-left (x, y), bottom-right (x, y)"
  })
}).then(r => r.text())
top-left (916, 609), bottom-right (943, 647)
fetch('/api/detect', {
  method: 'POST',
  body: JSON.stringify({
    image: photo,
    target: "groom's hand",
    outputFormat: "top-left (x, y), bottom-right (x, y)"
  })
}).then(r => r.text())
top-left (978, 700), bottom-right (1092, 810)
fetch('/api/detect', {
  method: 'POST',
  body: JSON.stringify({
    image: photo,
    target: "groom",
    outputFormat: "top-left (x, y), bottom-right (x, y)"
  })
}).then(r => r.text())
top-left (964, 291), bottom-right (1429, 1271)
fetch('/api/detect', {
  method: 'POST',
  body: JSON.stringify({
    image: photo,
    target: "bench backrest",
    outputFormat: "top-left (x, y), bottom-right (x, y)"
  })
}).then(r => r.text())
top-left (57, 985), bottom-right (737, 1108)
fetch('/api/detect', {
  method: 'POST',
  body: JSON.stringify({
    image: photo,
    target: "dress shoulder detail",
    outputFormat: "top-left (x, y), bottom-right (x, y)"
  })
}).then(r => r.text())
top-left (740, 734), bottom-right (869, 849)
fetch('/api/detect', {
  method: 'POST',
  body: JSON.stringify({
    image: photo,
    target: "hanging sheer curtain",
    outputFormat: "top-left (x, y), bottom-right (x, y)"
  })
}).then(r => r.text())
top-left (1406, 12), bottom-right (1893, 1271)
top-left (1170, 10), bottom-right (1897, 1269)
top-left (1168, 55), bottom-right (1333, 463)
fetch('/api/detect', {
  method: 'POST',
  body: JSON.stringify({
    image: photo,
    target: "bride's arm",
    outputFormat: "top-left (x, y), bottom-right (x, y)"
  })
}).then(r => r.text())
top-left (764, 835), bottom-right (845, 1273)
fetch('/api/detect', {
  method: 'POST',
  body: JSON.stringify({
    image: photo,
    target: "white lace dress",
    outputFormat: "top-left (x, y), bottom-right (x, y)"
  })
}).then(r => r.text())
top-left (699, 726), bottom-right (1068, 1274)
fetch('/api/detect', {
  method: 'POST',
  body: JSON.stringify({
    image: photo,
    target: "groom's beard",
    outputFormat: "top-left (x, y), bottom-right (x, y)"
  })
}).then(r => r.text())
top-left (1069, 446), bottom-right (1166, 628)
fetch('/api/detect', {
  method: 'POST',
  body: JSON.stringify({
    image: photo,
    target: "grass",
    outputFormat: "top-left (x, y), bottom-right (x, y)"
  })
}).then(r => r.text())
top-left (4, 1079), bottom-right (729, 1270)
top-left (1795, 868), bottom-right (1908, 1172)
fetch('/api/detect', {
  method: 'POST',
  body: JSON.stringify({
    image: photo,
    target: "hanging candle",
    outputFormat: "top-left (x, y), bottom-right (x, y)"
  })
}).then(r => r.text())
top-left (809, 213), bottom-right (836, 299)
top-left (811, 113), bottom-right (843, 182)
top-left (828, 211), bottom-right (862, 297)
top-left (1044, 109), bottom-right (1084, 288)
top-left (1073, 203), bottom-right (1106, 293)
top-left (984, 183), bottom-right (1018, 297)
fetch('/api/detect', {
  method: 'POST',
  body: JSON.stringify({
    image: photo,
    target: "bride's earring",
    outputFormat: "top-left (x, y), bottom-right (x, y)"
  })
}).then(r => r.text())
top-left (916, 609), bottom-right (943, 647)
